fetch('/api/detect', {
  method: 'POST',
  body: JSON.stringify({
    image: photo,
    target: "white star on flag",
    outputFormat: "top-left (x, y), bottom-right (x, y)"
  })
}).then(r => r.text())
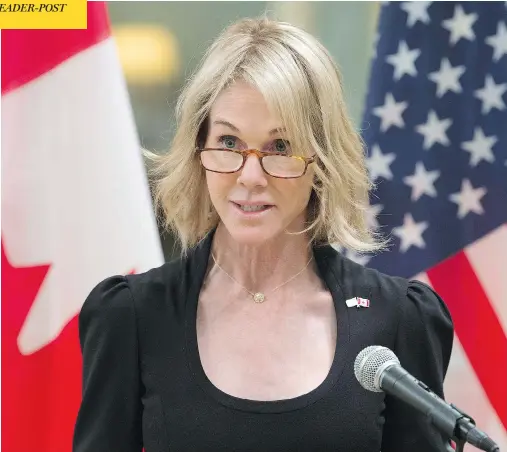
top-left (403, 162), bottom-right (440, 201)
top-left (428, 58), bottom-right (466, 97)
top-left (449, 179), bottom-right (487, 219)
top-left (386, 40), bottom-right (421, 80)
top-left (442, 5), bottom-right (478, 45)
top-left (366, 203), bottom-right (384, 230)
top-left (373, 92), bottom-right (408, 132)
top-left (474, 74), bottom-right (507, 114)
top-left (485, 21), bottom-right (507, 62)
top-left (392, 213), bottom-right (429, 252)
top-left (366, 144), bottom-right (396, 181)
top-left (415, 110), bottom-right (453, 150)
top-left (329, 244), bottom-right (371, 266)
top-left (461, 127), bottom-right (497, 167)
top-left (400, 1), bottom-right (432, 27)
top-left (344, 249), bottom-right (371, 266)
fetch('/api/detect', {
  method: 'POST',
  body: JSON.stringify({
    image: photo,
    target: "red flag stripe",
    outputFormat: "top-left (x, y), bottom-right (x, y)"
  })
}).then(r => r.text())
top-left (427, 251), bottom-right (507, 430)
top-left (1, 2), bottom-right (110, 95)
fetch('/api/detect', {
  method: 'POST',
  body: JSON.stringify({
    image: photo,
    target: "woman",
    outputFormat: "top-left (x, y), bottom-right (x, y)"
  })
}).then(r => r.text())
top-left (73, 17), bottom-right (454, 452)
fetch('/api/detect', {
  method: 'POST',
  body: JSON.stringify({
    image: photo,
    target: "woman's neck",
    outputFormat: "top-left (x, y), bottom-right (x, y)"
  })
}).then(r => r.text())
top-left (210, 222), bottom-right (314, 295)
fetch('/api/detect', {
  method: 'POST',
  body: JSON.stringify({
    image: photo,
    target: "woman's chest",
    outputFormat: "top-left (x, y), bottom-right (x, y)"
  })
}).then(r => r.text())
top-left (196, 290), bottom-right (337, 401)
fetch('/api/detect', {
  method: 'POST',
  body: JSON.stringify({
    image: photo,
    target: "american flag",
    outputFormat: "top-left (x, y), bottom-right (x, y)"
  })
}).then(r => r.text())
top-left (359, 1), bottom-right (507, 447)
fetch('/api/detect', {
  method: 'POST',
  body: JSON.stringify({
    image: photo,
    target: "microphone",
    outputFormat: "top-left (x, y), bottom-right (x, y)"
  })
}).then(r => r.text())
top-left (354, 345), bottom-right (500, 452)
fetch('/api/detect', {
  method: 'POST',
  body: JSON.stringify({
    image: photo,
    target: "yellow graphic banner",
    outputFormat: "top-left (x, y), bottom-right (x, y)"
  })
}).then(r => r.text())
top-left (0, 0), bottom-right (86, 29)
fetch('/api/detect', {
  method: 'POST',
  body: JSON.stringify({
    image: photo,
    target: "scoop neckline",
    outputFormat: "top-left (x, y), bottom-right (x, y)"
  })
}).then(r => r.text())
top-left (184, 233), bottom-right (351, 414)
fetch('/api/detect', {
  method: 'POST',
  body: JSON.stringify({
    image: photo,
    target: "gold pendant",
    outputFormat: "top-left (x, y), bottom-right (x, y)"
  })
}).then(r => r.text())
top-left (253, 292), bottom-right (265, 303)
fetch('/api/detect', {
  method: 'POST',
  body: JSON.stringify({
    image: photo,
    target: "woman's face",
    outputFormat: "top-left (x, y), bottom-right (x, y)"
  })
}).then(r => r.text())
top-left (203, 81), bottom-right (315, 246)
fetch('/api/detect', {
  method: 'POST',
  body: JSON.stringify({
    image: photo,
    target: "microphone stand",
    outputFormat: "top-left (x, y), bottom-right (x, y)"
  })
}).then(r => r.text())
top-left (454, 438), bottom-right (466, 452)
top-left (452, 403), bottom-right (472, 452)
top-left (448, 404), bottom-right (499, 452)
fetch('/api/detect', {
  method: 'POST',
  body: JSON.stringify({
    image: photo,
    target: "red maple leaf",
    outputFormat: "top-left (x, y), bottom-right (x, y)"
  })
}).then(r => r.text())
top-left (2, 242), bottom-right (83, 451)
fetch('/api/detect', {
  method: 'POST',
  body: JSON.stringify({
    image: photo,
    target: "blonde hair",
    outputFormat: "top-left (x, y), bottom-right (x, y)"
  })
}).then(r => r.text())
top-left (147, 16), bottom-right (387, 255)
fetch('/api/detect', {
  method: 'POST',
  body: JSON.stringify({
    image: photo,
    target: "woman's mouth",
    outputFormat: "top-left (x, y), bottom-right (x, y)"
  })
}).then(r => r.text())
top-left (232, 202), bottom-right (274, 215)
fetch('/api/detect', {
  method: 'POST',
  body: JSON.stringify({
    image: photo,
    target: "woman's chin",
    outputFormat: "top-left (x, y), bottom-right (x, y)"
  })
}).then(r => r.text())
top-left (222, 222), bottom-right (279, 247)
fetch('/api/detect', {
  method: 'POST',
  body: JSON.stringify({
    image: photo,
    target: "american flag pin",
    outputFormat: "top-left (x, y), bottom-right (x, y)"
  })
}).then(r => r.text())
top-left (346, 297), bottom-right (370, 308)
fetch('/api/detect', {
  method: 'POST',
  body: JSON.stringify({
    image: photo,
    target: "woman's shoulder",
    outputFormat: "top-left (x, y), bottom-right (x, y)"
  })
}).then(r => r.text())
top-left (325, 246), bottom-right (454, 373)
top-left (125, 256), bottom-right (186, 297)
top-left (80, 256), bottom-right (189, 322)
top-left (322, 245), bottom-right (453, 324)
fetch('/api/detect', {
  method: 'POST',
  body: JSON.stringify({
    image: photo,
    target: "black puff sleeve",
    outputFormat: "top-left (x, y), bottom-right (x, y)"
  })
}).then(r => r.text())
top-left (73, 276), bottom-right (143, 452)
top-left (381, 280), bottom-right (455, 452)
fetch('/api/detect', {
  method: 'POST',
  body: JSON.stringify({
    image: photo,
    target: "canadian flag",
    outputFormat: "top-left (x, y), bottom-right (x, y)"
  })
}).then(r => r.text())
top-left (1, 3), bottom-right (164, 451)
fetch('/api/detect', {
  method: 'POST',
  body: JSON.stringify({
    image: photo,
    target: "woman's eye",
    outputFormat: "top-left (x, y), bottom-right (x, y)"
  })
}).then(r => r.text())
top-left (273, 139), bottom-right (290, 153)
top-left (219, 136), bottom-right (237, 149)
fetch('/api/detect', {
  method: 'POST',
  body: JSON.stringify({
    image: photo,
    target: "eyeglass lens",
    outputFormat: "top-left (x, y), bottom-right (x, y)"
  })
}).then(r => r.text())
top-left (200, 150), bottom-right (306, 178)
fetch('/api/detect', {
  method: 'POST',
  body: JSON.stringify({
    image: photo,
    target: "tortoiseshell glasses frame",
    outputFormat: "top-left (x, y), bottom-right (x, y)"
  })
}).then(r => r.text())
top-left (196, 147), bottom-right (316, 179)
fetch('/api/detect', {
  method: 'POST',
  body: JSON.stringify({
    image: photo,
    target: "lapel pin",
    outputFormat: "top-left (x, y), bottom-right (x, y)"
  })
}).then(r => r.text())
top-left (346, 297), bottom-right (370, 308)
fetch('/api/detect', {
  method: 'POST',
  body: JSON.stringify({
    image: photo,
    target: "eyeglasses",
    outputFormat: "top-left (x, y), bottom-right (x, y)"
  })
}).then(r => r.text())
top-left (197, 148), bottom-right (315, 179)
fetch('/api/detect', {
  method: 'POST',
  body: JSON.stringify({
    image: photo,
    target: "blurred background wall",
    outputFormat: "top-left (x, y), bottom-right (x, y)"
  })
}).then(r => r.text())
top-left (106, 1), bottom-right (380, 259)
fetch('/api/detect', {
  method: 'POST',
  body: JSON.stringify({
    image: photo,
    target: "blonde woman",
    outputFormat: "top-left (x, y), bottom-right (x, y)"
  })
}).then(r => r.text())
top-left (73, 17), bottom-right (454, 452)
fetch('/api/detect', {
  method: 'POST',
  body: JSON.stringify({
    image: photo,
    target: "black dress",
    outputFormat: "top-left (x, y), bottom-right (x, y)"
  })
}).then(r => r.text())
top-left (73, 229), bottom-right (454, 451)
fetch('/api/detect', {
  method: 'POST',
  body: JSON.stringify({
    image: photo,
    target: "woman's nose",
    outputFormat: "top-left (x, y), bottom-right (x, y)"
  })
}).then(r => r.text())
top-left (236, 154), bottom-right (268, 188)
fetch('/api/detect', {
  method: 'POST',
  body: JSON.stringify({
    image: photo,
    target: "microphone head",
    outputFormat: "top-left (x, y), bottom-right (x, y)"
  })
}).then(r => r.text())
top-left (354, 345), bottom-right (400, 392)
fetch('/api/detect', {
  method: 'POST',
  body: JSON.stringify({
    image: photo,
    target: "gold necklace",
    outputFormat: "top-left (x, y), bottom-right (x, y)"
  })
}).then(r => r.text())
top-left (210, 252), bottom-right (313, 303)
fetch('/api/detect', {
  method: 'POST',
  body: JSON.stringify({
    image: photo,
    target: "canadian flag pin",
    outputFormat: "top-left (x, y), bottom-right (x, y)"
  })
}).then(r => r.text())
top-left (346, 297), bottom-right (370, 308)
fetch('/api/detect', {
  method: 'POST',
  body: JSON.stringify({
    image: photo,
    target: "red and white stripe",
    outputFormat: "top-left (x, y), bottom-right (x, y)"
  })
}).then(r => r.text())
top-left (2, 3), bottom-right (163, 450)
top-left (414, 223), bottom-right (507, 449)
